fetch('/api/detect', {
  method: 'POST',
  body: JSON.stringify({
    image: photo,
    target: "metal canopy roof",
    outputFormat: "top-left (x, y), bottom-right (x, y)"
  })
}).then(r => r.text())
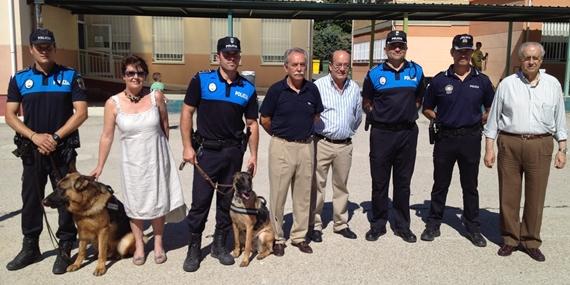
top-left (44, 0), bottom-right (570, 22)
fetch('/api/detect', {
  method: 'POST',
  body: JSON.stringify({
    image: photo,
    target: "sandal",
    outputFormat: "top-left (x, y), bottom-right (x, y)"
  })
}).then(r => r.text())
top-left (132, 255), bottom-right (146, 266)
top-left (154, 252), bottom-right (167, 264)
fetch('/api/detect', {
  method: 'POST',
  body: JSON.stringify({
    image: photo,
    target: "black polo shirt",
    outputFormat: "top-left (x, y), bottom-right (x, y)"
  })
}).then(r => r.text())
top-left (184, 69), bottom-right (258, 140)
top-left (7, 64), bottom-right (86, 134)
top-left (259, 77), bottom-right (323, 141)
top-left (423, 65), bottom-right (495, 128)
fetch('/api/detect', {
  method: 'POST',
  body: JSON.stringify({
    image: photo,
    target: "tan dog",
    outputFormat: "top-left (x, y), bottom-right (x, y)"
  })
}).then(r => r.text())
top-left (229, 171), bottom-right (275, 267)
top-left (43, 172), bottom-right (135, 276)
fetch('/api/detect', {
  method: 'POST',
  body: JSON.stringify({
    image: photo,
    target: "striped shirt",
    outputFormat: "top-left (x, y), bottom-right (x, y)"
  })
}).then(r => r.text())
top-left (484, 71), bottom-right (568, 141)
top-left (314, 74), bottom-right (363, 140)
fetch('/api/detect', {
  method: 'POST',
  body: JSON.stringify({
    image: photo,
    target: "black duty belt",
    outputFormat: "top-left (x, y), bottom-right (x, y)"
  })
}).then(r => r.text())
top-left (371, 121), bottom-right (416, 131)
top-left (438, 124), bottom-right (482, 136)
top-left (315, 134), bottom-right (352, 144)
top-left (274, 136), bottom-right (313, 144)
top-left (500, 131), bottom-right (552, 140)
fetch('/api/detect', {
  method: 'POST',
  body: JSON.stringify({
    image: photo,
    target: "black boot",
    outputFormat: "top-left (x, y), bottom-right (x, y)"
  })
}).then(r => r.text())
top-left (183, 233), bottom-right (202, 272)
top-left (211, 229), bottom-right (235, 266)
top-left (6, 237), bottom-right (42, 271)
top-left (52, 240), bottom-right (73, 275)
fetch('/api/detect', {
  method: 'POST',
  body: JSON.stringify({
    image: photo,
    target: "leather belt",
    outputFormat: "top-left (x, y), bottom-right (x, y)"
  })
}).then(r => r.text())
top-left (371, 121), bottom-right (416, 131)
top-left (500, 131), bottom-right (552, 140)
top-left (315, 134), bottom-right (352, 144)
top-left (274, 136), bottom-right (313, 144)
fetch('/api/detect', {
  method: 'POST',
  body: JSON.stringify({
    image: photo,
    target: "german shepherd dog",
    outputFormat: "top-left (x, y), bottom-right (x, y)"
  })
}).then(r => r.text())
top-left (229, 170), bottom-right (275, 267)
top-left (43, 172), bottom-right (135, 276)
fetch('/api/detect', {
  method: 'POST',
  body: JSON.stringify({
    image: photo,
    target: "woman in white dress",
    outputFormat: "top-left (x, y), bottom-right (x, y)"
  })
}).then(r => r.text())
top-left (91, 55), bottom-right (185, 265)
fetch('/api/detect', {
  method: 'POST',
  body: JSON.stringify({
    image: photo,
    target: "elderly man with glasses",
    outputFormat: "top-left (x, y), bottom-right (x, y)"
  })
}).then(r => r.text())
top-left (361, 30), bottom-right (426, 243)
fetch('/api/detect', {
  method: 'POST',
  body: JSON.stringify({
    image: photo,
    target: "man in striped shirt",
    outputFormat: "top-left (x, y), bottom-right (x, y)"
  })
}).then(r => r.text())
top-left (308, 50), bottom-right (362, 242)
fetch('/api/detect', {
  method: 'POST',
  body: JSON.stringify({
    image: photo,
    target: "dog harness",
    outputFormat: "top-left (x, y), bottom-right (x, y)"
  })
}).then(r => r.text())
top-left (230, 196), bottom-right (267, 216)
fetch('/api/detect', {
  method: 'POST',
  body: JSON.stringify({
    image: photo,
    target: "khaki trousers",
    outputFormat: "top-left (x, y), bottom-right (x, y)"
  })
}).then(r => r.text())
top-left (497, 134), bottom-right (553, 249)
top-left (268, 137), bottom-right (314, 244)
top-left (311, 139), bottom-right (353, 232)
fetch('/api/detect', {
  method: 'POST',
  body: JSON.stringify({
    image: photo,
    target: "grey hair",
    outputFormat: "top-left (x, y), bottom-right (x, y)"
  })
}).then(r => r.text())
top-left (283, 47), bottom-right (308, 65)
top-left (518, 42), bottom-right (546, 59)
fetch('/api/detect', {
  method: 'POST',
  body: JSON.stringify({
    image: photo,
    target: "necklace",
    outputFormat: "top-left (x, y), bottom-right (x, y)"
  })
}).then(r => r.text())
top-left (124, 91), bottom-right (142, 103)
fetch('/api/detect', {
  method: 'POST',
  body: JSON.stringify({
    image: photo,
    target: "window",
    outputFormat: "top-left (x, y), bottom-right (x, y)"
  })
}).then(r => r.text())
top-left (541, 22), bottom-right (569, 62)
top-left (210, 18), bottom-right (242, 63)
top-left (352, 39), bottom-right (386, 64)
top-left (262, 19), bottom-right (291, 63)
top-left (153, 17), bottom-right (184, 63)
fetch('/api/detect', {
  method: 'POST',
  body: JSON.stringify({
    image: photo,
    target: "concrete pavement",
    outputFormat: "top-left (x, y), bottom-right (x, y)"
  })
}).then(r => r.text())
top-left (1, 110), bottom-right (569, 284)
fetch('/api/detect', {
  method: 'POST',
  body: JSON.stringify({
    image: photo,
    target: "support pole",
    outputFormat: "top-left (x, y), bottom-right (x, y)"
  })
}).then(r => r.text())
top-left (504, 22), bottom-right (513, 78)
top-left (35, 0), bottom-right (44, 29)
top-left (9, 0), bottom-right (17, 75)
top-left (227, 11), bottom-right (233, 37)
top-left (564, 22), bottom-right (570, 97)
top-left (369, 20), bottom-right (375, 68)
top-left (403, 13), bottom-right (408, 33)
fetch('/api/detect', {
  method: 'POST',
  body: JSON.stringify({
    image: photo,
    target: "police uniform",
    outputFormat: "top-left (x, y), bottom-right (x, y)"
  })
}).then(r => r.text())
top-left (7, 64), bottom-right (86, 242)
top-left (422, 66), bottom-right (494, 233)
top-left (362, 60), bottom-right (425, 233)
top-left (184, 69), bottom-right (258, 234)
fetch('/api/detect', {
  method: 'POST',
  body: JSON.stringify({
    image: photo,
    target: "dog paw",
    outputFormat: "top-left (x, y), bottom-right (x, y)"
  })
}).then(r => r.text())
top-left (67, 264), bottom-right (80, 272)
top-left (93, 267), bottom-right (107, 276)
top-left (231, 250), bottom-right (241, 258)
top-left (239, 260), bottom-right (250, 267)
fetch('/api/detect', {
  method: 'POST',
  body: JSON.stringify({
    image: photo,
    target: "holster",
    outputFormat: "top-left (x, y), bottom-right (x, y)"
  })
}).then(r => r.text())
top-left (428, 121), bottom-right (438, 145)
top-left (241, 127), bottom-right (251, 153)
top-left (12, 133), bottom-right (33, 158)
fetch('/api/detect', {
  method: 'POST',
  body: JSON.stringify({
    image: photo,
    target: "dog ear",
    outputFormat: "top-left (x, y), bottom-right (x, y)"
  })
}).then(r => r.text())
top-left (74, 175), bottom-right (93, 191)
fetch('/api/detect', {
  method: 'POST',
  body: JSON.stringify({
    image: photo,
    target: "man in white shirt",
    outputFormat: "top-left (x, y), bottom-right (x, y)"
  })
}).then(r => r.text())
top-left (483, 42), bottom-right (567, 262)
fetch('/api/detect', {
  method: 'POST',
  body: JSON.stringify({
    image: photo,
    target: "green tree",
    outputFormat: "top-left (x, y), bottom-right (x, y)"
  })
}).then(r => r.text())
top-left (313, 24), bottom-right (351, 60)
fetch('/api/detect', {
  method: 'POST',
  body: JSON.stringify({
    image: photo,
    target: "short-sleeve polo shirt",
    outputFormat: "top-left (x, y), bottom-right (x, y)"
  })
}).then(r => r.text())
top-left (423, 65), bottom-right (495, 128)
top-left (7, 64), bottom-right (87, 134)
top-left (259, 77), bottom-right (324, 141)
top-left (184, 69), bottom-right (258, 140)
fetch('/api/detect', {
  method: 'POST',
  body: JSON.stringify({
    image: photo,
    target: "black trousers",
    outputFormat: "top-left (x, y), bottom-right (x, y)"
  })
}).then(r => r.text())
top-left (369, 125), bottom-right (418, 231)
top-left (21, 151), bottom-right (77, 241)
top-left (426, 133), bottom-right (482, 233)
top-left (186, 145), bottom-right (243, 234)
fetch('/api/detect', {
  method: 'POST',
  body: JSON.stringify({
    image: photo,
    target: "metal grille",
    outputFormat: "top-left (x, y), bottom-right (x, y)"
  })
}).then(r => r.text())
top-left (352, 39), bottom-right (386, 64)
top-left (262, 19), bottom-right (291, 63)
top-left (210, 18), bottom-right (242, 63)
top-left (153, 17), bottom-right (184, 63)
top-left (84, 15), bottom-right (130, 57)
top-left (541, 22), bottom-right (569, 62)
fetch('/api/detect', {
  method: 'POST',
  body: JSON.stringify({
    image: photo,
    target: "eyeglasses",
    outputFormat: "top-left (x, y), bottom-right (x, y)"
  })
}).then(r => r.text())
top-left (331, 63), bottom-right (350, 70)
top-left (125, 71), bottom-right (147, 78)
top-left (387, 43), bottom-right (407, 50)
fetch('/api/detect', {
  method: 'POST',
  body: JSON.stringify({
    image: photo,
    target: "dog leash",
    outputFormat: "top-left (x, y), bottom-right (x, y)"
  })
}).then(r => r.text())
top-left (179, 161), bottom-right (234, 195)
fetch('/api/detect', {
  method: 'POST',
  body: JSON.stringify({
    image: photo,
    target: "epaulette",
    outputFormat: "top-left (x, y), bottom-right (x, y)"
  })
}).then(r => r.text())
top-left (198, 69), bottom-right (213, 73)
top-left (15, 67), bottom-right (31, 75)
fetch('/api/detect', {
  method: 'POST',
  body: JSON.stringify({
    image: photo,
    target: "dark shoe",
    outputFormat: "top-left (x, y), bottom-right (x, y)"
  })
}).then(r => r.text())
top-left (273, 243), bottom-right (286, 257)
top-left (309, 230), bottom-right (323, 243)
top-left (52, 240), bottom-right (74, 274)
top-left (497, 244), bottom-right (516, 257)
top-left (6, 237), bottom-right (42, 271)
top-left (466, 232), bottom-right (487, 247)
top-left (365, 227), bottom-right (387, 241)
top-left (183, 233), bottom-right (202, 272)
top-left (395, 229), bottom-right (417, 243)
top-left (334, 228), bottom-right (357, 239)
top-left (210, 230), bottom-right (235, 266)
top-left (420, 227), bottom-right (441, 242)
top-left (525, 248), bottom-right (545, 262)
top-left (291, 241), bottom-right (313, 254)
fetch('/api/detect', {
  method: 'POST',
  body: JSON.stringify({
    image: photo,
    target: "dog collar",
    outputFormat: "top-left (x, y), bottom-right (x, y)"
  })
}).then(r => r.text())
top-left (230, 202), bottom-right (258, 216)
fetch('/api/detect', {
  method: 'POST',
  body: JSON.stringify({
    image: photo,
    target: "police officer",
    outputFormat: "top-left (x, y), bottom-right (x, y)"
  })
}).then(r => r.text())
top-left (420, 34), bottom-right (495, 247)
top-left (180, 36), bottom-right (259, 272)
top-left (5, 28), bottom-right (88, 274)
top-left (362, 30), bottom-right (426, 243)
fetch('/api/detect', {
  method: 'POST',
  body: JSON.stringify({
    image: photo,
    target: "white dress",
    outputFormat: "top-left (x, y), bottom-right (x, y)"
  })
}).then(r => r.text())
top-left (112, 92), bottom-right (186, 222)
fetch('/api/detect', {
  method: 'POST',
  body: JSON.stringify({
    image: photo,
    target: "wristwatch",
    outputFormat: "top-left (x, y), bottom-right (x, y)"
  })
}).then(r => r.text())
top-left (52, 133), bottom-right (62, 143)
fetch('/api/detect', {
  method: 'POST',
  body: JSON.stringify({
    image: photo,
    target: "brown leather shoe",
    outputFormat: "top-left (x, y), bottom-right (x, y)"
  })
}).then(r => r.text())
top-left (497, 244), bottom-right (516, 257)
top-left (525, 248), bottom-right (545, 262)
top-left (291, 241), bottom-right (313, 254)
top-left (273, 243), bottom-right (285, 257)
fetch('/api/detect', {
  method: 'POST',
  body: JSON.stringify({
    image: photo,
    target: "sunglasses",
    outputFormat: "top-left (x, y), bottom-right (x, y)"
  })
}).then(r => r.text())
top-left (387, 43), bottom-right (407, 50)
top-left (125, 71), bottom-right (147, 78)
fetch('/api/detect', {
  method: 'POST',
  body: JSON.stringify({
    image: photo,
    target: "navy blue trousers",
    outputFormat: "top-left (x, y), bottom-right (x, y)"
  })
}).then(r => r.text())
top-left (186, 145), bottom-right (243, 234)
top-left (369, 125), bottom-right (418, 231)
top-left (426, 133), bottom-right (482, 233)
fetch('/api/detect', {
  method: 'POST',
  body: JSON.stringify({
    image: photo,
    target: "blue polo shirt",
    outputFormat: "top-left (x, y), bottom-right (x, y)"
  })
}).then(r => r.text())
top-left (259, 77), bottom-right (323, 141)
top-left (423, 66), bottom-right (495, 128)
top-left (7, 64), bottom-right (86, 135)
top-left (184, 69), bottom-right (258, 140)
top-left (362, 60), bottom-right (425, 124)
